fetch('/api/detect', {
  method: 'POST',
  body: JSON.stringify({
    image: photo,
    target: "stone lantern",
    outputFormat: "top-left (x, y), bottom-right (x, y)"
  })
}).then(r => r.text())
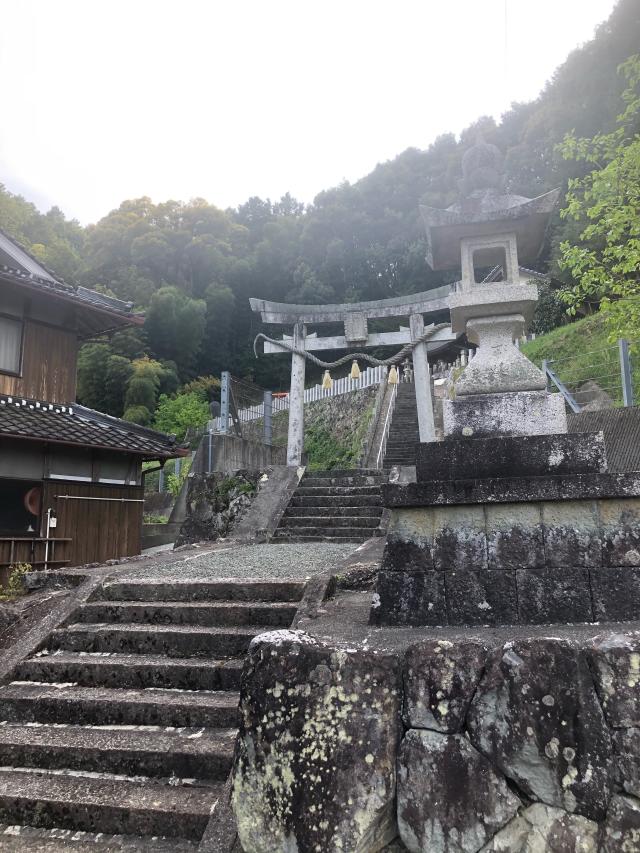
top-left (420, 140), bottom-right (563, 437)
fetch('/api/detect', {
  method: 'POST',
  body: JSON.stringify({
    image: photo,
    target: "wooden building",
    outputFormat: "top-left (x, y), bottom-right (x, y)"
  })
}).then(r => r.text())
top-left (0, 229), bottom-right (187, 578)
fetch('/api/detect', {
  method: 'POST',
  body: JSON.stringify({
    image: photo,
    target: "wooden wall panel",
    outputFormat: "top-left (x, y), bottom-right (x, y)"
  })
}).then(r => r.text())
top-left (0, 374), bottom-right (18, 396)
top-left (20, 321), bottom-right (78, 403)
top-left (41, 481), bottom-right (144, 567)
top-left (0, 321), bottom-right (77, 403)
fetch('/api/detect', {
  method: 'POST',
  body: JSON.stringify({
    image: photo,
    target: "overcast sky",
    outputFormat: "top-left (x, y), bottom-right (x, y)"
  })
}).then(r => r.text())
top-left (0, 0), bottom-right (619, 224)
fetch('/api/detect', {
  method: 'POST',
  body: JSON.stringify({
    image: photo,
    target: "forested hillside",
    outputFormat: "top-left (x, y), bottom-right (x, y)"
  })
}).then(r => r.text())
top-left (1, 0), bottom-right (639, 433)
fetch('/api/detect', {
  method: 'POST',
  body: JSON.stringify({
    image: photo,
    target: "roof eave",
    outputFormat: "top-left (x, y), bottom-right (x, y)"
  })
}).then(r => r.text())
top-left (0, 429), bottom-right (189, 460)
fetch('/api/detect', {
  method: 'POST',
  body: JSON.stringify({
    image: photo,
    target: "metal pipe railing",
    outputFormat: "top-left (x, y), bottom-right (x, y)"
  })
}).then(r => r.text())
top-left (375, 382), bottom-right (398, 470)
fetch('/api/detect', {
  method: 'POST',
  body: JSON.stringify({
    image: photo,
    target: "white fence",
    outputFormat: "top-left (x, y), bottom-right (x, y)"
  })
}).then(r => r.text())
top-left (210, 364), bottom-right (387, 433)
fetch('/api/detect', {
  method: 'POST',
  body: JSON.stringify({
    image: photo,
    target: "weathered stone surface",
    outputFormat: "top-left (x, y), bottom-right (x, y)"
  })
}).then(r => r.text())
top-left (389, 508), bottom-right (435, 545)
top-left (372, 570), bottom-right (446, 626)
top-left (478, 803), bottom-right (598, 852)
top-left (397, 729), bottom-right (520, 853)
top-left (601, 498), bottom-right (640, 567)
top-left (589, 633), bottom-right (640, 728)
top-left (381, 536), bottom-right (433, 574)
top-left (467, 639), bottom-right (613, 820)
top-left (433, 506), bottom-right (487, 571)
top-left (445, 570), bottom-right (517, 626)
top-left (453, 315), bottom-right (547, 396)
top-left (614, 728), bottom-right (640, 797)
top-left (176, 470), bottom-right (260, 546)
top-left (542, 501), bottom-right (602, 568)
top-left (486, 504), bottom-right (544, 570)
top-left (601, 794), bottom-right (640, 853)
top-left (232, 630), bottom-right (401, 853)
top-left (590, 568), bottom-right (640, 622)
top-left (0, 602), bottom-right (19, 636)
top-left (403, 639), bottom-right (488, 732)
top-left (382, 841), bottom-right (410, 853)
top-left (416, 432), bottom-right (606, 483)
top-left (382, 472), bottom-right (640, 508)
top-left (516, 568), bottom-right (593, 624)
top-left (442, 390), bottom-right (567, 439)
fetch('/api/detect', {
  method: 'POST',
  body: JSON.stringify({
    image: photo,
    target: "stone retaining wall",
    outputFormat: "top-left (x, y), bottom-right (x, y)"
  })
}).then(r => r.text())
top-left (232, 628), bottom-right (640, 852)
top-left (375, 497), bottom-right (640, 626)
top-left (243, 385), bottom-right (377, 466)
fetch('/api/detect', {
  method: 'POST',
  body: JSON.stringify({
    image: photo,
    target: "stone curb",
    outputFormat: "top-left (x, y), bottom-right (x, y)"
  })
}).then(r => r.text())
top-left (198, 775), bottom-right (237, 852)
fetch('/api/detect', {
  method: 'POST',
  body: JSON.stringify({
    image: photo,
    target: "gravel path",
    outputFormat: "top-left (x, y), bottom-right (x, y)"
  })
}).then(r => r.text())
top-left (119, 542), bottom-right (357, 581)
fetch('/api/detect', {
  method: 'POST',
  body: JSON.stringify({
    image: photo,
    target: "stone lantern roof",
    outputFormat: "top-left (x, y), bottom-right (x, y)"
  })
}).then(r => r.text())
top-left (419, 139), bottom-right (560, 270)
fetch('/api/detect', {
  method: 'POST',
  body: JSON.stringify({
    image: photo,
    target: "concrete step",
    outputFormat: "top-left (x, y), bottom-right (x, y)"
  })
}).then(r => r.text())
top-left (273, 525), bottom-right (382, 539)
top-left (15, 652), bottom-right (243, 692)
top-left (387, 435), bottom-right (417, 440)
top-left (301, 475), bottom-right (387, 487)
top-left (385, 441), bottom-right (419, 449)
top-left (388, 422), bottom-right (418, 428)
top-left (50, 623), bottom-right (261, 658)
top-left (282, 505), bottom-right (382, 518)
top-left (0, 684), bottom-right (240, 728)
top-left (279, 515), bottom-right (381, 529)
top-left (271, 535), bottom-right (369, 544)
top-left (92, 579), bottom-right (305, 603)
top-left (301, 468), bottom-right (386, 478)
top-left (73, 600), bottom-right (296, 628)
top-left (0, 769), bottom-right (217, 841)
top-left (0, 824), bottom-right (197, 852)
top-left (0, 724), bottom-right (236, 781)
top-left (290, 494), bottom-right (381, 507)
top-left (294, 485), bottom-right (381, 496)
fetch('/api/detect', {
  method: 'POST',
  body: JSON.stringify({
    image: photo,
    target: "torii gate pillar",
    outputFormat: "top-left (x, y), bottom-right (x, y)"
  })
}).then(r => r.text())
top-left (410, 313), bottom-right (437, 443)
top-left (287, 323), bottom-right (306, 466)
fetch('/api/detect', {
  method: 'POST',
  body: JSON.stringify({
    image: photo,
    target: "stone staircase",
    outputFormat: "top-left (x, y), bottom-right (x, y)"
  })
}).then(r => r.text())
top-left (0, 577), bottom-right (305, 850)
top-left (272, 469), bottom-right (388, 543)
top-left (383, 382), bottom-right (420, 467)
top-left (383, 380), bottom-right (445, 468)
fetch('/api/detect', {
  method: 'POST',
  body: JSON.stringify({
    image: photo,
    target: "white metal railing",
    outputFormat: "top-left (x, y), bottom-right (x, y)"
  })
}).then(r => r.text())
top-left (210, 364), bottom-right (387, 433)
top-left (375, 382), bottom-right (398, 470)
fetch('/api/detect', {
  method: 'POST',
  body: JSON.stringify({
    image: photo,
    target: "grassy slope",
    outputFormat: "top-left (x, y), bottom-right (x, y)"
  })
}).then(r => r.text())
top-left (521, 314), bottom-right (637, 407)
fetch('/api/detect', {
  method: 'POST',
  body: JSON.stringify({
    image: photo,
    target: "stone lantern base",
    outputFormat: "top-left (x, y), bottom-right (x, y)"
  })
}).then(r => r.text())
top-left (443, 389), bottom-right (568, 438)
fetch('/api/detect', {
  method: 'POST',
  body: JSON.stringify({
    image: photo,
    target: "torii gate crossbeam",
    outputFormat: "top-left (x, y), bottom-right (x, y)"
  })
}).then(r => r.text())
top-left (250, 288), bottom-right (458, 466)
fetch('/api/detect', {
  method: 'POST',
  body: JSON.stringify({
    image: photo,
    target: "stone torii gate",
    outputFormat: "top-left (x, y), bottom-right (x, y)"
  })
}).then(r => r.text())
top-left (250, 287), bottom-right (457, 466)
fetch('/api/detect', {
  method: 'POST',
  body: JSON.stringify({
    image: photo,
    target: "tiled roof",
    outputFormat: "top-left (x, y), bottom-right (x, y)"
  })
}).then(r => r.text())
top-left (0, 265), bottom-right (142, 321)
top-left (0, 394), bottom-right (188, 460)
top-left (0, 228), bottom-right (143, 334)
top-left (568, 407), bottom-right (640, 473)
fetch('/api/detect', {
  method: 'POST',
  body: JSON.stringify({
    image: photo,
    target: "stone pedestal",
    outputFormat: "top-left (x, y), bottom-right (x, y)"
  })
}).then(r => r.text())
top-left (454, 315), bottom-right (545, 396)
top-left (371, 432), bottom-right (640, 627)
top-left (445, 279), bottom-right (565, 438)
top-left (443, 390), bottom-right (567, 438)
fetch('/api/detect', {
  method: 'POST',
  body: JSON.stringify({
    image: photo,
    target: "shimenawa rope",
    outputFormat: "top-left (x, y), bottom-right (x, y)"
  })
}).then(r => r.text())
top-left (253, 324), bottom-right (449, 369)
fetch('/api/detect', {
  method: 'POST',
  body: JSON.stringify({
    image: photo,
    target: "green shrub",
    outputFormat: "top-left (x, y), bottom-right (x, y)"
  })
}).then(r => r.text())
top-left (0, 562), bottom-right (31, 600)
top-left (166, 457), bottom-right (192, 497)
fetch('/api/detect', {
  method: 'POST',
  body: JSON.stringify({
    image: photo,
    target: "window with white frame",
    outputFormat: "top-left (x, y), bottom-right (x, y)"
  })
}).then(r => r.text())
top-left (0, 315), bottom-right (23, 375)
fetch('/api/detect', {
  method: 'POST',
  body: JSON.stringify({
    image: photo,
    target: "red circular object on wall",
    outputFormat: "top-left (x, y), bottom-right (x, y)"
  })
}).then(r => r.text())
top-left (24, 486), bottom-right (42, 517)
